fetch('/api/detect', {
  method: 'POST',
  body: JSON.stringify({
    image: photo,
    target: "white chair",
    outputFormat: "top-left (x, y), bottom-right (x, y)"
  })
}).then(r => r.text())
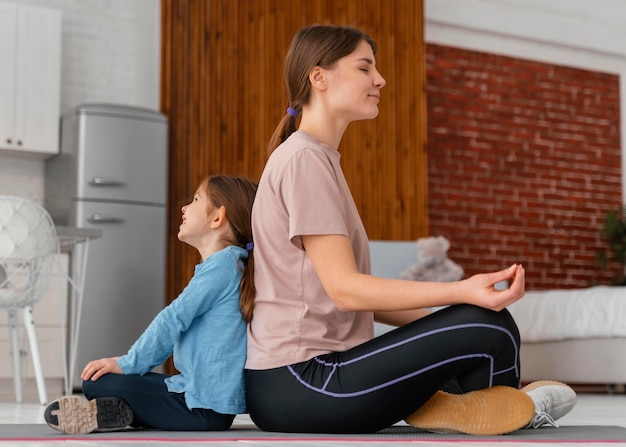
top-left (0, 196), bottom-right (58, 405)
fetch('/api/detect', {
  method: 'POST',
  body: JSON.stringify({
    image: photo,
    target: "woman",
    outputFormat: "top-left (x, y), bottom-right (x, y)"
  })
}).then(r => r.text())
top-left (245, 24), bottom-right (576, 436)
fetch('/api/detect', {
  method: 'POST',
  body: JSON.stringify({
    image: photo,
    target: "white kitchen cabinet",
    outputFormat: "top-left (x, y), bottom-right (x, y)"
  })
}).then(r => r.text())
top-left (0, 2), bottom-right (61, 156)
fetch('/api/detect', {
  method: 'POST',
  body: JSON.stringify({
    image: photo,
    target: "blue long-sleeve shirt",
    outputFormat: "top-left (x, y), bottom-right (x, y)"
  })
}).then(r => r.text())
top-left (117, 245), bottom-right (248, 415)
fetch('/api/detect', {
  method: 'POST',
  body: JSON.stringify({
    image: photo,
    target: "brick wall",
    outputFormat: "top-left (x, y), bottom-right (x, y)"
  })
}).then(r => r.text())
top-left (426, 44), bottom-right (623, 289)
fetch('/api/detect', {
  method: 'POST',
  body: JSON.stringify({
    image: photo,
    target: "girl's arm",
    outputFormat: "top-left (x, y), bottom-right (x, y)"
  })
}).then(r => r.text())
top-left (81, 356), bottom-right (122, 381)
top-left (302, 234), bottom-right (525, 313)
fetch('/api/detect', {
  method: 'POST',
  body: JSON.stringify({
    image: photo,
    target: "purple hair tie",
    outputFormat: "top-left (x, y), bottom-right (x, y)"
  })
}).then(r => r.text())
top-left (245, 242), bottom-right (254, 252)
top-left (287, 107), bottom-right (299, 118)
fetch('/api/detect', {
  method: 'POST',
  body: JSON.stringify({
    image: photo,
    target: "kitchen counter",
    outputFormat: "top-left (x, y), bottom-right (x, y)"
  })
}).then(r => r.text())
top-left (55, 226), bottom-right (102, 252)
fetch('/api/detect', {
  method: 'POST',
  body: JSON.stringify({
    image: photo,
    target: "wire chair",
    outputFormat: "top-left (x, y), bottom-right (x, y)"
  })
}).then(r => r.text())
top-left (0, 196), bottom-right (58, 405)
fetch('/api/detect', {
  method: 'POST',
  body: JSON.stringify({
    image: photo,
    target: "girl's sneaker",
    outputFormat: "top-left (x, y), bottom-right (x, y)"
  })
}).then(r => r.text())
top-left (44, 395), bottom-right (134, 434)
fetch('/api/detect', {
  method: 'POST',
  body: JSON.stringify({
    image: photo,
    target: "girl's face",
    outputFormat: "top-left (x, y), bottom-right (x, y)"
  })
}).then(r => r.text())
top-left (178, 186), bottom-right (214, 246)
top-left (323, 39), bottom-right (386, 121)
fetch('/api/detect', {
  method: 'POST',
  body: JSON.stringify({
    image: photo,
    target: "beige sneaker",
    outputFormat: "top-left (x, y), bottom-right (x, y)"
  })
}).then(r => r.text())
top-left (522, 380), bottom-right (577, 428)
top-left (44, 395), bottom-right (134, 434)
top-left (404, 385), bottom-right (534, 435)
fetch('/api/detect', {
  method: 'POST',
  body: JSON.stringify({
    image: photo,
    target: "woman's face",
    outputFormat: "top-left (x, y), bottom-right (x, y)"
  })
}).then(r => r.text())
top-left (323, 39), bottom-right (387, 121)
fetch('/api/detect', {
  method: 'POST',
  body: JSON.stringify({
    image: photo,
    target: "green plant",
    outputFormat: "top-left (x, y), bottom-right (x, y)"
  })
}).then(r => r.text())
top-left (597, 207), bottom-right (626, 285)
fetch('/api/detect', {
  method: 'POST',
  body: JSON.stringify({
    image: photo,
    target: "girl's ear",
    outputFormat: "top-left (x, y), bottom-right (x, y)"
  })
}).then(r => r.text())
top-left (210, 205), bottom-right (228, 228)
top-left (309, 66), bottom-right (327, 91)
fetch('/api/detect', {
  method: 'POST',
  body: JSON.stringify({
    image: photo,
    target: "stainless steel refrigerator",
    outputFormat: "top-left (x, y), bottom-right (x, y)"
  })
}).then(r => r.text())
top-left (45, 103), bottom-right (167, 390)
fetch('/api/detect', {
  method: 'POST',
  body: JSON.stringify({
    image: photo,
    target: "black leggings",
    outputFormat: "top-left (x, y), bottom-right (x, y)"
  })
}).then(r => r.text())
top-left (246, 304), bottom-right (522, 433)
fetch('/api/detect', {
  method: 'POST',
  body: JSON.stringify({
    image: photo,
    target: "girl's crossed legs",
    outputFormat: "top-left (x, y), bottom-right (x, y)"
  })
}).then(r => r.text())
top-left (83, 372), bottom-right (234, 431)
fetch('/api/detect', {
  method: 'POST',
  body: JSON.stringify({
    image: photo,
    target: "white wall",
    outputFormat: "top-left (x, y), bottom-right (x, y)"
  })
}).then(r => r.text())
top-left (0, 0), bottom-right (160, 203)
top-left (425, 0), bottom-right (626, 202)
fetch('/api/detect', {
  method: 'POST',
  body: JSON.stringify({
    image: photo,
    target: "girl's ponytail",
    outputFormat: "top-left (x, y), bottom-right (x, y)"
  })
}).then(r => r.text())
top-left (239, 250), bottom-right (255, 323)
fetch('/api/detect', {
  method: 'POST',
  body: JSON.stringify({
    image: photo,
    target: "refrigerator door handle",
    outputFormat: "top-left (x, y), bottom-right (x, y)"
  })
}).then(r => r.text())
top-left (87, 214), bottom-right (125, 224)
top-left (89, 177), bottom-right (126, 187)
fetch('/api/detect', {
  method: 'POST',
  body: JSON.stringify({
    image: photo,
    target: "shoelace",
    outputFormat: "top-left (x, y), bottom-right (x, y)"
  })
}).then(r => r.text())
top-left (531, 410), bottom-right (559, 429)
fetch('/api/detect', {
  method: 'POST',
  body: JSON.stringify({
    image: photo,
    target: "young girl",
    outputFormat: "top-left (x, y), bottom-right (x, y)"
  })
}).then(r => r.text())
top-left (245, 24), bottom-right (576, 435)
top-left (44, 174), bottom-right (257, 434)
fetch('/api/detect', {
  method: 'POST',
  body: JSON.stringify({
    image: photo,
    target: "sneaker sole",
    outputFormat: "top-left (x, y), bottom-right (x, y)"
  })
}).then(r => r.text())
top-left (44, 396), bottom-right (134, 434)
top-left (404, 386), bottom-right (534, 435)
top-left (521, 380), bottom-right (572, 393)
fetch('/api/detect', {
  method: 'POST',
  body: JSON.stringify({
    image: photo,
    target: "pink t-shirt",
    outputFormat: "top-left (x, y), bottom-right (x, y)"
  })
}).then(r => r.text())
top-left (246, 131), bottom-right (374, 370)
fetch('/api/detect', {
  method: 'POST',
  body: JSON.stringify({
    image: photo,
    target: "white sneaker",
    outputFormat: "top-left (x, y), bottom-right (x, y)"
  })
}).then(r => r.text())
top-left (522, 380), bottom-right (577, 428)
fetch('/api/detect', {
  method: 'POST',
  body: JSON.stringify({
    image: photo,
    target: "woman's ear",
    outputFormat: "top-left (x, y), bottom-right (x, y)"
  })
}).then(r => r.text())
top-left (309, 66), bottom-right (327, 91)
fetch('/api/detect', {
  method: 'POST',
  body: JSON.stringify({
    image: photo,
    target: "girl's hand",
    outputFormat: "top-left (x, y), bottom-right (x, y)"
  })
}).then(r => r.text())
top-left (81, 356), bottom-right (123, 382)
top-left (463, 264), bottom-right (525, 311)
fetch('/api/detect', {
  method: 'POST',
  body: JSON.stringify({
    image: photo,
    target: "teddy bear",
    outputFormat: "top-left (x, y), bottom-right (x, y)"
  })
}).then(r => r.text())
top-left (401, 236), bottom-right (464, 282)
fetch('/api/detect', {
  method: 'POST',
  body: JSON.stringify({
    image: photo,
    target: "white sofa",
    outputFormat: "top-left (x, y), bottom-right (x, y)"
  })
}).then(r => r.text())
top-left (508, 287), bottom-right (626, 387)
top-left (369, 240), bottom-right (626, 388)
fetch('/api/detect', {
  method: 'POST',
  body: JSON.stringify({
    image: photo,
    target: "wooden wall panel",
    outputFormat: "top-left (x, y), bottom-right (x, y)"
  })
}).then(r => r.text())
top-left (161, 0), bottom-right (427, 303)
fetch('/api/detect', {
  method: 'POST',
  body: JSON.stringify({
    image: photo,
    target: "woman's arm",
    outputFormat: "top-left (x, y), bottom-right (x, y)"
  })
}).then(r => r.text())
top-left (302, 234), bottom-right (525, 313)
top-left (374, 309), bottom-right (433, 327)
